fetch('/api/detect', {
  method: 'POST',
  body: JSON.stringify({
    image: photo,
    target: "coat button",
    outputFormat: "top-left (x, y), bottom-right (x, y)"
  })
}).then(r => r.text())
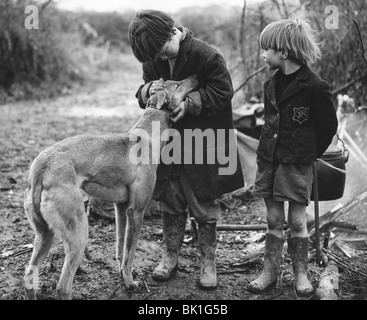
top-left (273, 133), bottom-right (278, 138)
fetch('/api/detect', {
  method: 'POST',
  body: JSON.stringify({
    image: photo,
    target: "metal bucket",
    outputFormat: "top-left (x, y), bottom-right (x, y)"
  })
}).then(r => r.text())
top-left (311, 144), bottom-right (348, 201)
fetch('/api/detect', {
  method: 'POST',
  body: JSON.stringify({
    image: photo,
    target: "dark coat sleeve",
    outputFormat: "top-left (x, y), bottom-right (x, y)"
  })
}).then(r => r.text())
top-left (135, 63), bottom-right (156, 109)
top-left (199, 51), bottom-right (234, 117)
top-left (313, 80), bottom-right (338, 157)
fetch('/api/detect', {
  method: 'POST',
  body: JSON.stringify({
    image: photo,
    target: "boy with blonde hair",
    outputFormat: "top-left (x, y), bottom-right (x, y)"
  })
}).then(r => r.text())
top-left (248, 18), bottom-right (338, 296)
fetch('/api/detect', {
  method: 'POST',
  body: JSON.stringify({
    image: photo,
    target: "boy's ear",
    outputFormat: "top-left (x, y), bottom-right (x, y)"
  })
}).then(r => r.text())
top-left (281, 50), bottom-right (288, 59)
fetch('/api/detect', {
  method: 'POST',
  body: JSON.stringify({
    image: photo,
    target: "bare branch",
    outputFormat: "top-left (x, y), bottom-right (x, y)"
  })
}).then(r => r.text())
top-left (281, 0), bottom-right (289, 17)
top-left (255, 3), bottom-right (266, 71)
top-left (271, 0), bottom-right (287, 19)
top-left (234, 66), bottom-right (267, 94)
top-left (239, 0), bottom-right (247, 70)
top-left (41, 0), bottom-right (52, 12)
top-left (331, 73), bottom-right (367, 97)
top-left (352, 19), bottom-right (367, 71)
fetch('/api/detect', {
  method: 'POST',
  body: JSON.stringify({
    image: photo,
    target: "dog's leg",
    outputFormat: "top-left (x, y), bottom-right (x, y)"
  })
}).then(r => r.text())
top-left (24, 188), bottom-right (54, 300)
top-left (24, 231), bottom-right (54, 300)
top-left (121, 205), bottom-right (145, 290)
top-left (53, 189), bottom-right (88, 300)
top-left (57, 211), bottom-right (88, 299)
top-left (115, 202), bottom-right (128, 272)
top-left (122, 182), bottom-right (153, 290)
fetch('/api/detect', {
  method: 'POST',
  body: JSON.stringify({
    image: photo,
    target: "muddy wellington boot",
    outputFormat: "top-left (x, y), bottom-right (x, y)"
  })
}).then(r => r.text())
top-left (248, 233), bottom-right (285, 293)
top-left (152, 213), bottom-right (187, 281)
top-left (198, 222), bottom-right (218, 290)
top-left (287, 237), bottom-right (314, 297)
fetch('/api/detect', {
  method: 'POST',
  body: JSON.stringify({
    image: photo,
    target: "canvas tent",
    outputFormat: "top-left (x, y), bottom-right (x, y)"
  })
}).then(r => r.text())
top-left (236, 131), bottom-right (259, 188)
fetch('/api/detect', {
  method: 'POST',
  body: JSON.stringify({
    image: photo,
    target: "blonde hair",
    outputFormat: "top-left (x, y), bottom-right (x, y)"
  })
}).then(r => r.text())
top-left (259, 18), bottom-right (322, 65)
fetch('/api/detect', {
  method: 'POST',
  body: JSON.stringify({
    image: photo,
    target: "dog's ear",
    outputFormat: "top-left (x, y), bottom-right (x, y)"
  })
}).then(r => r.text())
top-left (147, 94), bottom-right (157, 109)
top-left (156, 90), bottom-right (168, 110)
top-left (157, 78), bottom-right (165, 86)
top-left (147, 90), bottom-right (168, 110)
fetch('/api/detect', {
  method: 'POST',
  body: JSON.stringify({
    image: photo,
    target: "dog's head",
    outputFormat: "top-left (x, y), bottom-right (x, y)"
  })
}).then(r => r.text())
top-left (147, 74), bottom-right (198, 112)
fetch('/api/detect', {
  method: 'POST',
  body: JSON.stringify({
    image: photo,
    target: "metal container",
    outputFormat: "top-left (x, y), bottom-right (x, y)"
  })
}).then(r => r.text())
top-left (311, 144), bottom-right (348, 201)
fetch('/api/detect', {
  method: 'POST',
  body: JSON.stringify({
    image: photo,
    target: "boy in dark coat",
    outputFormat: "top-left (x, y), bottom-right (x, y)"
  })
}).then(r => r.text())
top-left (128, 10), bottom-right (244, 289)
top-left (248, 18), bottom-right (338, 296)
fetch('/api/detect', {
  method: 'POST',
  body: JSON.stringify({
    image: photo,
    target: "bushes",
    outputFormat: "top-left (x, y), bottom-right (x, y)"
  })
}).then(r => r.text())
top-left (0, 1), bottom-right (136, 102)
top-left (74, 10), bottom-right (134, 49)
top-left (0, 0), bottom-right (83, 101)
top-left (304, 0), bottom-right (367, 107)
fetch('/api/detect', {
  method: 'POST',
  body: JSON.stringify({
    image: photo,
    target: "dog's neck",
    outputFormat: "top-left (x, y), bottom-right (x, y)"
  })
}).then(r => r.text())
top-left (132, 107), bottom-right (170, 131)
top-left (129, 108), bottom-right (171, 154)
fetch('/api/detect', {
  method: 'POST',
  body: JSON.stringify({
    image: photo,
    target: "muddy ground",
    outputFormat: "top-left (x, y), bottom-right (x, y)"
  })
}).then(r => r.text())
top-left (1, 52), bottom-right (367, 301)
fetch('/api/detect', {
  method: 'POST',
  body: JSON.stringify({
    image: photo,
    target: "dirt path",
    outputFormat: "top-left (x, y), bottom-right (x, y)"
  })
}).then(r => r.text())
top-left (1, 53), bottom-right (366, 301)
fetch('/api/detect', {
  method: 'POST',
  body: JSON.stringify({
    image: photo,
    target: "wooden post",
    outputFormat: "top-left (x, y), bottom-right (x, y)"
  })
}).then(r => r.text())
top-left (312, 161), bottom-right (321, 266)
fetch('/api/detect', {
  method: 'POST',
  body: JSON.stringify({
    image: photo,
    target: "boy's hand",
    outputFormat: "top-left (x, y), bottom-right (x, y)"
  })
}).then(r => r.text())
top-left (149, 80), bottom-right (165, 96)
top-left (170, 101), bottom-right (186, 123)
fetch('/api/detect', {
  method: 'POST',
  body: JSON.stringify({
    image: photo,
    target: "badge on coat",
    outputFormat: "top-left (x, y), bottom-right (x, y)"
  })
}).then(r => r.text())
top-left (293, 106), bottom-right (309, 124)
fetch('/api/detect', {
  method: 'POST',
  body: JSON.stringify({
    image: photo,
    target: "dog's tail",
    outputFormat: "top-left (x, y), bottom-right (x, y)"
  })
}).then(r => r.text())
top-left (26, 155), bottom-right (48, 229)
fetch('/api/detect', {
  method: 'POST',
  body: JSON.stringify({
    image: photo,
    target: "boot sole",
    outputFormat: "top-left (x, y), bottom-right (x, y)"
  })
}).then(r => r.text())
top-left (152, 264), bottom-right (178, 282)
top-left (197, 280), bottom-right (218, 291)
top-left (295, 285), bottom-right (314, 298)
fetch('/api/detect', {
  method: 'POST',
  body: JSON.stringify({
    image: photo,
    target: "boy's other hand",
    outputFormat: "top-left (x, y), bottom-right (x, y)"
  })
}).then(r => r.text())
top-left (170, 101), bottom-right (186, 123)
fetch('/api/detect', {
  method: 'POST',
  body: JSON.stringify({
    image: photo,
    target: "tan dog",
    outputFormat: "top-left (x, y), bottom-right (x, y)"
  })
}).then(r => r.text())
top-left (23, 75), bottom-right (198, 300)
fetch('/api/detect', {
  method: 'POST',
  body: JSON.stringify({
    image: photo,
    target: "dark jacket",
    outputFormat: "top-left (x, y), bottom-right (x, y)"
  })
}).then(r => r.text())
top-left (257, 65), bottom-right (338, 163)
top-left (135, 29), bottom-right (244, 200)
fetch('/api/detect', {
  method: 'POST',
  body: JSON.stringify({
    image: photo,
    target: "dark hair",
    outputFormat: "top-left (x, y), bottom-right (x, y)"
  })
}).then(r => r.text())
top-left (128, 10), bottom-right (175, 63)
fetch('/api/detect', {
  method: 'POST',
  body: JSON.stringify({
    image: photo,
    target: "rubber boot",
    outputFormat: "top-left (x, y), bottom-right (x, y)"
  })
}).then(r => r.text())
top-left (248, 233), bottom-right (285, 293)
top-left (152, 213), bottom-right (187, 281)
top-left (198, 222), bottom-right (217, 290)
top-left (287, 237), bottom-right (314, 297)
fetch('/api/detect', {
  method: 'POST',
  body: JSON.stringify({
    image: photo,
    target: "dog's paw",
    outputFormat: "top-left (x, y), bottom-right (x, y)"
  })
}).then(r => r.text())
top-left (125, 280), bottom-right (140, 291)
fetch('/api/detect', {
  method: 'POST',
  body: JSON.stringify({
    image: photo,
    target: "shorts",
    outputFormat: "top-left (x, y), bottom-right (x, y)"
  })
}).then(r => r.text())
top-left (253, 158), bottom-right (314, 206)
top-left (158, 165), bottom-right (221, 223)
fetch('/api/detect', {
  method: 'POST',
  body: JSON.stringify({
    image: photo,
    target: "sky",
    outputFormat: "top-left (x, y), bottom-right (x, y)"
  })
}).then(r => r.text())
top-left (56, 0), bottom-right (254, 13)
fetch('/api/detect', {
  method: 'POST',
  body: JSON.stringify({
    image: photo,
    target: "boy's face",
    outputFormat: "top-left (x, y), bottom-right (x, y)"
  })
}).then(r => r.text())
top-left (262, 49), bottom-right (283, 70)
top-left (156, 29), bottom-right (180, 61)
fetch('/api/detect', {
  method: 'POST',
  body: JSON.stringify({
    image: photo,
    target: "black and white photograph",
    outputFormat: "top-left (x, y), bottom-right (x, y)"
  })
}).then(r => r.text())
top-left (0, 0), bottom-right (366, 305)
